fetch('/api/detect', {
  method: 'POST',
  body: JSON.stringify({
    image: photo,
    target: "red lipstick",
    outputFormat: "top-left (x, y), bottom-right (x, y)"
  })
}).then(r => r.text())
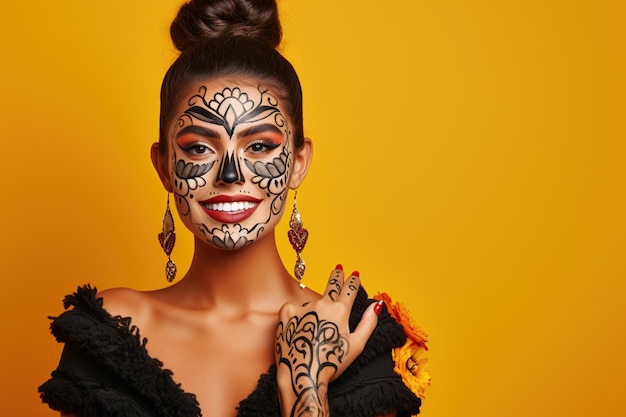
top-left (199, 195), bottom-right (262, 223)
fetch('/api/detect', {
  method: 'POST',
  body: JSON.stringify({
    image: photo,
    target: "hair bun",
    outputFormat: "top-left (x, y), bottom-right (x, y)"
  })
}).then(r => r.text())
top-left (171, 0), bottom-right (282, 52)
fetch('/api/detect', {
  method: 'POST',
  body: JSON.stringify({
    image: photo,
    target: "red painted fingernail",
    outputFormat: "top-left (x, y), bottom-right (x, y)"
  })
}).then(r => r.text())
top-left (374, 300), bottom-right (384, 316)
top-left (351, 270), bottom-right (360, 277)
top-left (335, 264), bottom-right (343, 270)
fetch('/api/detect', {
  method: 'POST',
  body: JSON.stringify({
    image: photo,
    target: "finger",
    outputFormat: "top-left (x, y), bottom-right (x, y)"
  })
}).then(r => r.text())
top-left (324, 264), bottom-right (344, 301)
top-left (350, 299), bottom-right (383, 352)
top-left (339, 271), bottom-right (361, 303)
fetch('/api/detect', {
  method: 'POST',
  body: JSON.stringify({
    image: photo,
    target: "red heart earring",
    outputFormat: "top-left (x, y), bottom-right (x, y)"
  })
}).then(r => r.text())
top-left (287, 190), bottom-right (308, 281)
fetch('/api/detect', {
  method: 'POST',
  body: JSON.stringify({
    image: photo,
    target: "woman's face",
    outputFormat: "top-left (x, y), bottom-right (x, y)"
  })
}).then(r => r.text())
top-left (162, 78), bottom-right (299, 250)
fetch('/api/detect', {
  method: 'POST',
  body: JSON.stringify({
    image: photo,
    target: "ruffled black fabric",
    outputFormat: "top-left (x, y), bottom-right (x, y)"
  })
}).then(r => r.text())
top-left (39, 285), bottom-right (201, 417)
top-left (40, 285), bottom-right (421, 417)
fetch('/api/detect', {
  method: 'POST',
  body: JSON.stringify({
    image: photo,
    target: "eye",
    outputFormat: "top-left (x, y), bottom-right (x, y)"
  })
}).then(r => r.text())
top-left (180, 143), bottom-right (214, 156)
top-left (247, 140), bottom-right (280, 154)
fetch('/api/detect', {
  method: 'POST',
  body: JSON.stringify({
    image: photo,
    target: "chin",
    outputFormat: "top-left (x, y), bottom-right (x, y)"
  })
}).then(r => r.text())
top-left (195, 220), bottom-right (273, 250)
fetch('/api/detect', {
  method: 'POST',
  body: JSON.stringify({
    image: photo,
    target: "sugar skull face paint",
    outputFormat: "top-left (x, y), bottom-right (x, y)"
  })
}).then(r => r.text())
top-left (169, 80), bottom-right (293, 250)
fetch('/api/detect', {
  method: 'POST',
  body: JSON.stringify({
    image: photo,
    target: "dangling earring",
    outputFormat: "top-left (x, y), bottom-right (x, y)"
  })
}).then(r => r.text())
top-left (158, 194), bottom-right (177, 282)
top-left (287, 190), bottom-right (308, 282)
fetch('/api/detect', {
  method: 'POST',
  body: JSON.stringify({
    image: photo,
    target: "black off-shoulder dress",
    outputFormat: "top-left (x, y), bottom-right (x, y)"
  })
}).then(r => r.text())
top-left (39, 285), bottom-right (421, 417)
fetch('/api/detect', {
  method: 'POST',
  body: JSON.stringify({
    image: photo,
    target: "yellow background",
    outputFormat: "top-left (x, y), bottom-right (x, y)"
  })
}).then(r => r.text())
top-left (0, 1), bottom-right (624, 416)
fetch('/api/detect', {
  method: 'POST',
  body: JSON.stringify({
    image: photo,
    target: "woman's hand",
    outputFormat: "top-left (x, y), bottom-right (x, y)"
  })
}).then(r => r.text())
top-left (275, 265), bottom-right (383, 417)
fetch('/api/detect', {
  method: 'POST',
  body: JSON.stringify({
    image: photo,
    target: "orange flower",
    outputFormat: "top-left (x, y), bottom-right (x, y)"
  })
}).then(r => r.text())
top-left (393, 340), bottom-right (431, 400)
top-left (374, 292), bottom-right (429, 349)
top-left (374, 292), bottom-right (431, 402)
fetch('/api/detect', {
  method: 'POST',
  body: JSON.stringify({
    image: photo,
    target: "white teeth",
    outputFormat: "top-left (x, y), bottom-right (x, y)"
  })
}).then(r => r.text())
top-left (205, 201), bottom-right (256, 212)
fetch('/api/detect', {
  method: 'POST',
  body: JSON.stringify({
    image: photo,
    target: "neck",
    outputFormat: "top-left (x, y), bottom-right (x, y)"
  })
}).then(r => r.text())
top-left (171, 231), bottom-right (299, 312)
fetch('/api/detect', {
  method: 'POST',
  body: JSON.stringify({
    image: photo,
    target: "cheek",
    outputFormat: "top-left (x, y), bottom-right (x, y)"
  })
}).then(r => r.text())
top-left (171, 152), bottom-right (217, 214)
top-left (174, 157), bottom-right (215, 182)
top-left (244, 145), bottom-right (292, 196)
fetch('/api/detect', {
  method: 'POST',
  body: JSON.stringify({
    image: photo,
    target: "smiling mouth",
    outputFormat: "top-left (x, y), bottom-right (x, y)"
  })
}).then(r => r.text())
top-left (200, 198), bottom-right (261, 223)
top-left (203, 201), bottom-right (258, 212)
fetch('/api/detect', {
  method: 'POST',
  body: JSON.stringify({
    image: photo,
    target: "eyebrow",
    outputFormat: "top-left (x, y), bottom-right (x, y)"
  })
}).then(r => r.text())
top-left (175, 125), bottom-right (221, 140)
top-left (237, 124), bottom-right (284, 138)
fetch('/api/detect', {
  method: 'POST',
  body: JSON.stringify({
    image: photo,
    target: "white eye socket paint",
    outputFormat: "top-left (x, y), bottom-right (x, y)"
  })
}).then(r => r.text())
top-left (169, 82), bottom-right (294, 250)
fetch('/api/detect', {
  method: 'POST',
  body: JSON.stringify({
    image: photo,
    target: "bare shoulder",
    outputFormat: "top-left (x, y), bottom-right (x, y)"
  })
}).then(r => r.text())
top-left (97, 287), bottom-right (153, 322)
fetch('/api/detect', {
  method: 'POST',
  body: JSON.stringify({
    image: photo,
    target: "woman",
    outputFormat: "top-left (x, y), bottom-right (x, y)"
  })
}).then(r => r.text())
top-left (39, 1), bottom-right (424, 416)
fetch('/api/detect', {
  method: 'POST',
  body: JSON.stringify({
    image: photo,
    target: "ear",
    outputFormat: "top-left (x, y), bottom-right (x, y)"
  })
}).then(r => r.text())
top-left (288, 137), bottom-right (313, 189)
top-left (151, 142), bottom-right (173, 193)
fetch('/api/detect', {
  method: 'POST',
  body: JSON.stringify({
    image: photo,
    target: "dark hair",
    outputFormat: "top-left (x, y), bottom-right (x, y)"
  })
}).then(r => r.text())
top-left (159, 0), bottom-right (304, 153)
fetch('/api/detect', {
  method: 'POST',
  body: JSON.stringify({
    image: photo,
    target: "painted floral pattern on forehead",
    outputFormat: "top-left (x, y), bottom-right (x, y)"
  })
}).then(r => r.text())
top-left (179, 85), bottom-right (288, 138)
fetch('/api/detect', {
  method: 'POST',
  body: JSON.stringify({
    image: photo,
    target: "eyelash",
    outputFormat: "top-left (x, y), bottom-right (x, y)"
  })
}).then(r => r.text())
top-left (180, 143), bottom-right (213, 156)
top-left (247, 140), bottom-right (280, 154)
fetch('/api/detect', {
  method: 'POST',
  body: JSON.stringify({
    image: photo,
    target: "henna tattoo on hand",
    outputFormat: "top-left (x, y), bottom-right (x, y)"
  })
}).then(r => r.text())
top-left (344, 276), bottom-right (359, 297)
top-left (276, 311), bottom-right (349, 417)
top-left (327, 278), bottom-right (341, 301)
